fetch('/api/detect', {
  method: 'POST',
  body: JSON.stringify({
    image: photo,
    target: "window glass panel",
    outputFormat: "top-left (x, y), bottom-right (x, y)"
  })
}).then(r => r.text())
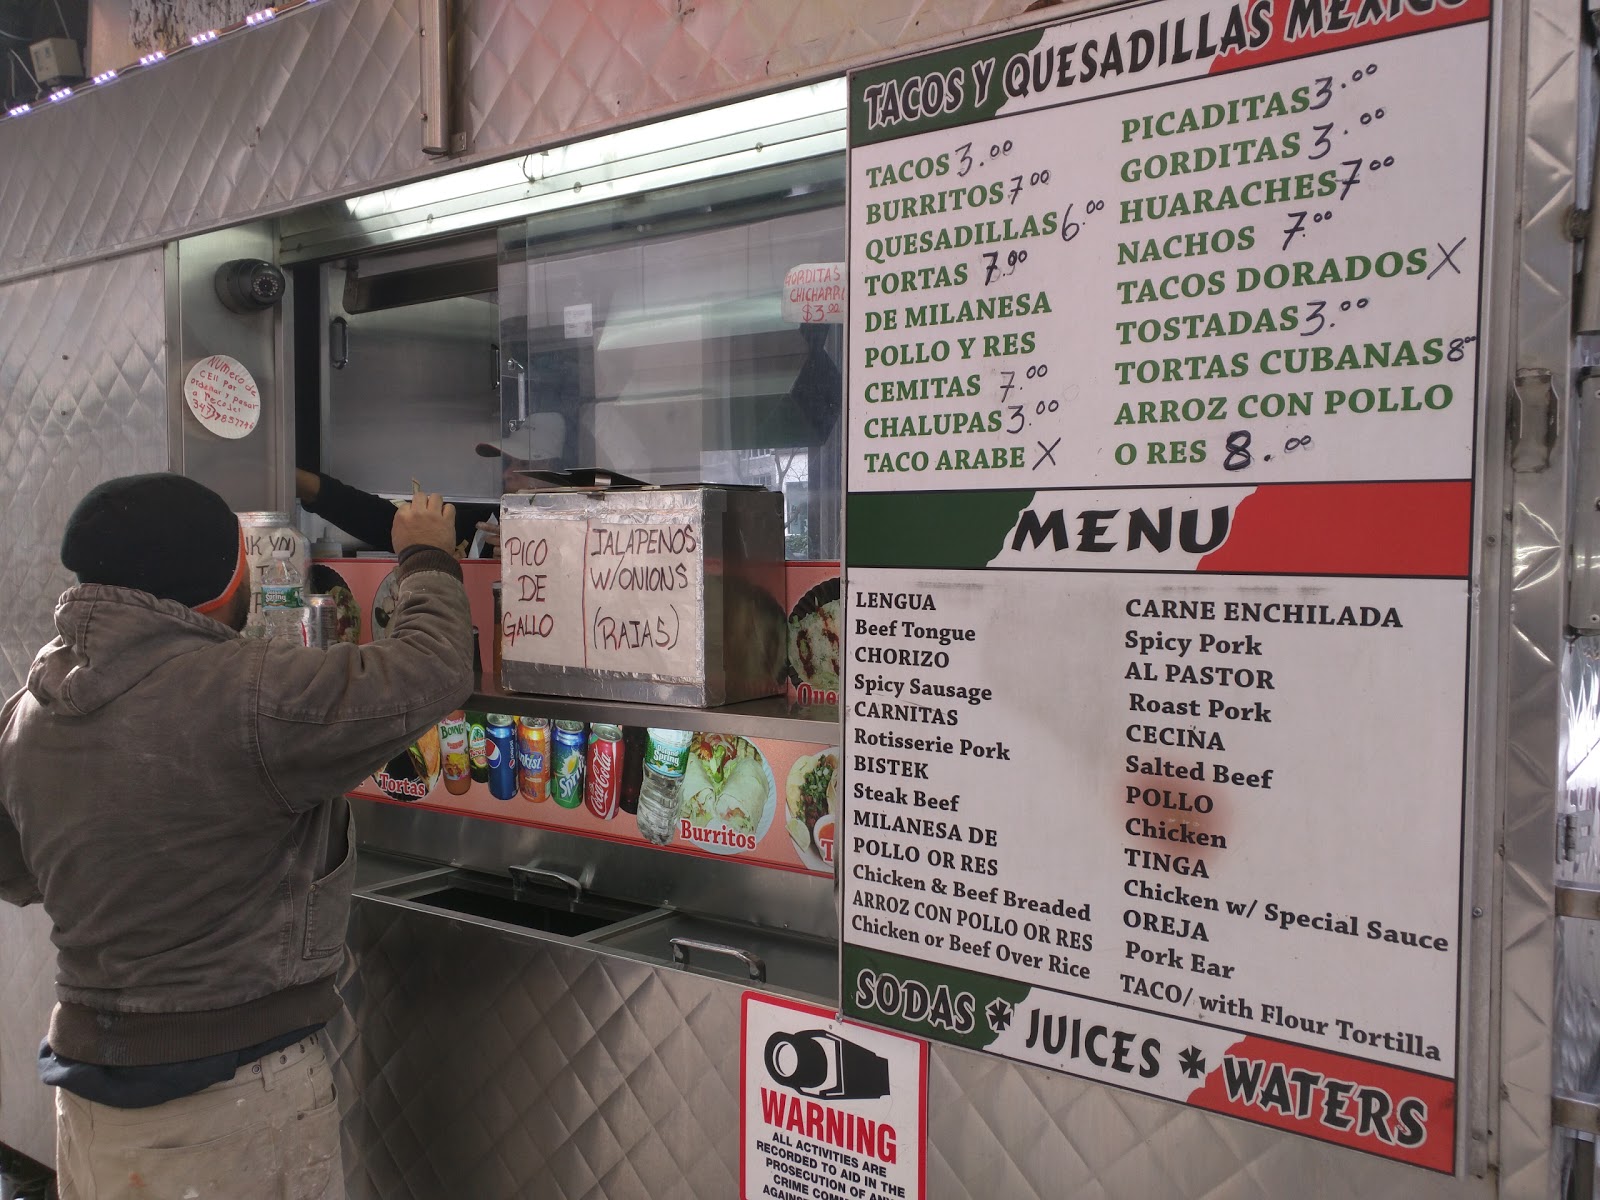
top-left (498, 163), bottom-right (844, 560)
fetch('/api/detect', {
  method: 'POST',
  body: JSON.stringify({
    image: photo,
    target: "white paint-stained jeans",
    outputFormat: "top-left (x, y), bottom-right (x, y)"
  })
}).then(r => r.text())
top-left (54, 1036), bottom-right (343, 1200)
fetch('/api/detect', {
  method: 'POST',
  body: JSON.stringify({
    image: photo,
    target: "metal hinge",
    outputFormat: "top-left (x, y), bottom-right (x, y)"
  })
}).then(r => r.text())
top-left (1560, 813), bottom-right (1596, 864)
top-left (1510, 367), bottom-right (1558, 472)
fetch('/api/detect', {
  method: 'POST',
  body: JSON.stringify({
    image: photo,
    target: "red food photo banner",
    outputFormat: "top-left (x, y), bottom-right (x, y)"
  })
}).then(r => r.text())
top-left (326, 557), bottom-right (839, 877)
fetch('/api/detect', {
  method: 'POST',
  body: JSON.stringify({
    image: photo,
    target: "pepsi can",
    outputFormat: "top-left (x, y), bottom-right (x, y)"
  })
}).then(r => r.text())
top-left (486, 714), bottom-right (517, 801)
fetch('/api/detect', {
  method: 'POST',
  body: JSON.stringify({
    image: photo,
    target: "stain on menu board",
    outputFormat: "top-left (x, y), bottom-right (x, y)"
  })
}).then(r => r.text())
top-left (501, 509), bottom-right (703, 679)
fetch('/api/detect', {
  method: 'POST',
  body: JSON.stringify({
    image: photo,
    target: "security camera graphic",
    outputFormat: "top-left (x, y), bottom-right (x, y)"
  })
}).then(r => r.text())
top-left (764, 1029), bottom-right (891, 1101)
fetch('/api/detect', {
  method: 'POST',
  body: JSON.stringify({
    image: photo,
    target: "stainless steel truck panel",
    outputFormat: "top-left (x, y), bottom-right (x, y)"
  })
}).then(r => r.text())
top-left (0, 249), bottom-right (170, 1166)
top-left (0, 0), bottom-right (1041, 285)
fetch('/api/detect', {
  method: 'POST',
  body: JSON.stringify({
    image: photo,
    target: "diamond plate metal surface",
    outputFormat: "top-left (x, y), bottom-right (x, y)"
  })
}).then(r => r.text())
top-left (0, 0), bottom-right (1042, 284)
top-left (0, 249), bottom-right (169, 1165)
top-left (334, 899), bottom-right (743, 1200)
top-left (0, 906), bottom-right (56, 1168)
top-left (925, 1047), bottom-right (1483, 1200)
top-left (337, 897), bottom-right (1496, 1200)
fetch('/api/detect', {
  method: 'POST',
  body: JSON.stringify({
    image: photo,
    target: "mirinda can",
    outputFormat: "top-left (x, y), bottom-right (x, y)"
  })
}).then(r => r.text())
top-left (584, 725), bottom-right (623, 820)
top-left (516, 718), bottom-right (551, 802)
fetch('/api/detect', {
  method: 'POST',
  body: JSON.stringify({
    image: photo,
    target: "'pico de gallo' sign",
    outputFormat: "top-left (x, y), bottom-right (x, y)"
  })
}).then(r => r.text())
top-left (184, 354), bottom-right (261, 439)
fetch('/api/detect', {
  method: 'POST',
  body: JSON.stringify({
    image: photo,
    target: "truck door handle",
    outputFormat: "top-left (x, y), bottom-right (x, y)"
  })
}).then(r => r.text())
top-left (508, 863), bottom-right (583, 904)
top-left (670, 937), bottom-right (767, 982)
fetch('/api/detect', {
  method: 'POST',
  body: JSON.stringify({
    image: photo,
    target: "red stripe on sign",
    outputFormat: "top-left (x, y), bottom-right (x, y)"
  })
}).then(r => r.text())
top-left (1186, 1035), bottom-right (1455, 1173)
top-left (1207, 0), bottom-right (1489, 75)
top-left (1198, 481), bottom-right (1471, 576)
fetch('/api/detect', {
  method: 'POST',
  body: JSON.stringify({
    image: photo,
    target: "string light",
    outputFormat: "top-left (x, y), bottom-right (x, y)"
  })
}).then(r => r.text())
top-left (0, 0), bottom-right (318, 119)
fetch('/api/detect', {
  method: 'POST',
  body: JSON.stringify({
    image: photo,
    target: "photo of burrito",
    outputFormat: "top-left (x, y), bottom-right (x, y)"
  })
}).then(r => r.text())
top-left (676, 733), bottom-right (775, 854)
top-left (786, 748), bottom-right (838, 871)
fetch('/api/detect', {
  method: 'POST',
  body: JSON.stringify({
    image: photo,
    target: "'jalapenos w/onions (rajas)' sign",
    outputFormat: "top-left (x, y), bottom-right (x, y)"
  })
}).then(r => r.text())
top-left (841, 0), bottom-right (1489, 1173)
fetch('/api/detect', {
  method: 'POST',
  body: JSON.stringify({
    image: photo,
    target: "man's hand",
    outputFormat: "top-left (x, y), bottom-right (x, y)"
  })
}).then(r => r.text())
top-left (392, 491), bottom-right (459, 557)
top-left (474, 520), bottom-right (503, 557)
top-left (294, 469), bottom-right (322, 505)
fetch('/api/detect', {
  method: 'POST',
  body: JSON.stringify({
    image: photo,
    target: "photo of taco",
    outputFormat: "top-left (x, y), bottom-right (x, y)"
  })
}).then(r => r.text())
top-left (787, 577), bottom-right (841, 696)
top-left (785, 748), bottom-right (838, 870)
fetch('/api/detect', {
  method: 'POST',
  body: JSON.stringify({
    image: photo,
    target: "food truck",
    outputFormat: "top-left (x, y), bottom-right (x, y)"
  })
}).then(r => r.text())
top-left (0, 0), bottom-right (1594, 1195)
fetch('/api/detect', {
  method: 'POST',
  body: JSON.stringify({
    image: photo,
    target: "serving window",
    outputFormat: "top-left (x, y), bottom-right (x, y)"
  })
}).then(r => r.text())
top-left (306, 149), bottom-right (846, 562)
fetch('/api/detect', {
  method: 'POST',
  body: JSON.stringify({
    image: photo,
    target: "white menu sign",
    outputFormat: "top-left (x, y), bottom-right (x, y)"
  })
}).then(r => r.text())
top-left (840, 0), bottom-right (1489, 1173)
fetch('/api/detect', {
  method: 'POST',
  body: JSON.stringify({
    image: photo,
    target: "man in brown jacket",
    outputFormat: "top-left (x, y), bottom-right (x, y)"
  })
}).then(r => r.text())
top-left (0, 473), bottom-right (474, 1200)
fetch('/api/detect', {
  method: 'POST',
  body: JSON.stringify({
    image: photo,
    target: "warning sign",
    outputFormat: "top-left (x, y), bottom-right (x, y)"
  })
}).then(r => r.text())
top-left (741, 993), bottom-right (927, 1200)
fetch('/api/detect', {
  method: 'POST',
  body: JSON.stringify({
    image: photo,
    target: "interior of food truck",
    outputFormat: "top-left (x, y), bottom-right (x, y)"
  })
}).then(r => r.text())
top-left (244, 81), bottom-right (853, 1025)
top-left (286, 82), bottom-right (846, 562)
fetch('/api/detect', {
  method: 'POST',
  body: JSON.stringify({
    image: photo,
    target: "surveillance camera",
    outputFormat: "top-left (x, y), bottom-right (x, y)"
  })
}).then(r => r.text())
top-left (215, 259), bottom-right (286, 313)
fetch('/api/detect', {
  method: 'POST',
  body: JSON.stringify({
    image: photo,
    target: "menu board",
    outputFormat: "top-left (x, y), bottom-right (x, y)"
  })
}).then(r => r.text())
top-left (840, 0), bottom-right (1488, 1173)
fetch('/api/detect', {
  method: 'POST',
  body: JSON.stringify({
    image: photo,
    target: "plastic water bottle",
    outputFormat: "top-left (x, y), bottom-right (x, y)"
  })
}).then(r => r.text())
top-left (260, 547), bottom-right (306, 642)
top-left (634, 728), bottom-right (694, 845)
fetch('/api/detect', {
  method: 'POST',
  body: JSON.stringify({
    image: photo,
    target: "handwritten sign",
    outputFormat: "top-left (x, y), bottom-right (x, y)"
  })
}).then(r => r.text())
top-left (782, 262), bottom-right (846, 325)
top-left (183, 354), bottom-right (261, 439)
top-left (501, 514), bottom-right (587, 668)
top-left (500, 508), bottom-right (703, 681)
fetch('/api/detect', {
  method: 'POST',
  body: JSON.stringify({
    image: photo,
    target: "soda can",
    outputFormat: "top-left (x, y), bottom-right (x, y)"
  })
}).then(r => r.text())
top-left (486, 715), bottom-right (517, 801)
top-left (517, 718), bottom-right (551, 802)
top-left (584, 725), bottom-right (623, 820)
top-left (618, 726), bottom-right (647, 814)
top-left (467, 712), bottom-right (489, 784)
top-left (301, 595), bottom-right (339, 649)
top-left (551, 721), bottom-right (587, 808)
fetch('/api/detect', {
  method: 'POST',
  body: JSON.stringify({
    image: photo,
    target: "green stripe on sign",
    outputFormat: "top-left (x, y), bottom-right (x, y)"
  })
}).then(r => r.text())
top-left (849, 27), bottom-right (1046, 148)
top-left (847, 490), bottom-right (1034, 568)
top-left (842, 944), bottom-right (1032, 1051)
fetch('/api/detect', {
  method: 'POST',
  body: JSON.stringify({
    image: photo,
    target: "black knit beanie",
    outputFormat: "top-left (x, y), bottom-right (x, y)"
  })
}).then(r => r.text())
top-left (61, 473), bottom-right (243, 608)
